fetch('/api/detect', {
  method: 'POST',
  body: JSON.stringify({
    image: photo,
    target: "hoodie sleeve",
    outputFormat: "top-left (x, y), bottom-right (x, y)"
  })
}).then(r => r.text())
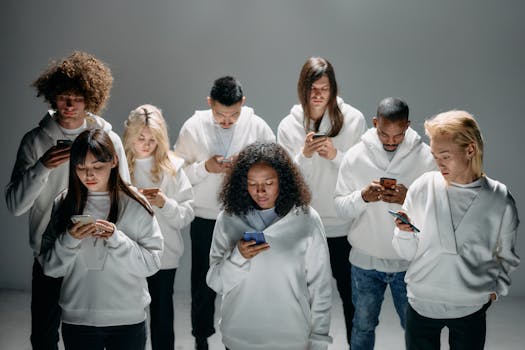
top-left (109, 131), bottom-right (131, 183)
top-left (105, 205), bottom-right (163, 277)
top-left (494, 193), bottom-right (520, 297)
top-left (277, 120), bottom-right (315, 179)
top-left (5, 132), bottom-right (53, 216)
top-left (206, 213), bottom-right (251, 295)
top-left (305, 213), bottom-right (333, 350)
top-left (391, 188), bottom-right (420, 261)
top-left (333, 152), bottom-right (368, 221)
top-left (173, 120), bottom-right (210, 186)
top-left (157, 168), bottom-right (195, 230)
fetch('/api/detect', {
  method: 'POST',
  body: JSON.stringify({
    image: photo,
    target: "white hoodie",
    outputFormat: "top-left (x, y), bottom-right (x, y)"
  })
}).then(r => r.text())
top-left (133, 155), bottom-right (194, 269)
top-left (277, 97), bottom-right (366, 237)
top-left (5, 111), bottom-right (130, 255)
top-left (173, 107), bottom-right (275, 219)
top-left (392, 172), bottom-right (520, 318)
top-left (206, 207), bottom-right (332, 350)
top-left (334, 127), bottom-right (436, 269)
top-left (43, 190), bottom-right (163, 327)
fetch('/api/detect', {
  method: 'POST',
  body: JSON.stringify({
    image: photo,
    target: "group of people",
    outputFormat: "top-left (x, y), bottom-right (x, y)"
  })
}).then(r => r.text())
top-left (5, 51), bottom-right (519, 350)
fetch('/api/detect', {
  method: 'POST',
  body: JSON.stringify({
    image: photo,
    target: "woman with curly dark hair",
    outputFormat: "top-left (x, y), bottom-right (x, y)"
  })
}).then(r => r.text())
top-left (206, 142), bottom-right (333, 350)
top-left (5, 51), bottom-right (128, 349)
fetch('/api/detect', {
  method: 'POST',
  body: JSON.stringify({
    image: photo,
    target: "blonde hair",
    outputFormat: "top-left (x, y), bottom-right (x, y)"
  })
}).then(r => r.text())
top-left (424, 110), bottom-right (484, 177)
top-left (123, 104), bottom-right (177, 183)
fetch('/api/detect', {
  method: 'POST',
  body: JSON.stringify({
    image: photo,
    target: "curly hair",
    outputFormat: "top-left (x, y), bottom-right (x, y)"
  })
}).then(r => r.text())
top-left (32, 51), bottom-right (113, 114)
top-left (219, 142), bottom-right (311, 217)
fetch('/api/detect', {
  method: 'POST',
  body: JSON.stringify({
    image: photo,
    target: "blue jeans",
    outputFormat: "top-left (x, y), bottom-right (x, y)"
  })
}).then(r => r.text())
top-left (351, 265), bottom-right (407, 350)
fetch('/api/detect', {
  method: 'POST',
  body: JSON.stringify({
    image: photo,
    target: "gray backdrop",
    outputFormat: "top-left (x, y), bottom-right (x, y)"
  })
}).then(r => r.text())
top-left (2, 0), bottom-right (524, 295)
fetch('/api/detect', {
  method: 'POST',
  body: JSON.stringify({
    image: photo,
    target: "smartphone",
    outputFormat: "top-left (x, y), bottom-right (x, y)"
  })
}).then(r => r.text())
top-left (56, 139), bottom-right (73, 148)
top-left (380, 177), bottom-right (397, 188)
top-left (141, 188), bottom-right (160, 196)
top-left (242, 231), bottom-right (266, 245)
top-left (71, 214), bottom-right (96, 225)
top-left (388, 210), bottom-right (420, 233)
top-left (312, 133), bottom-right (327, 139)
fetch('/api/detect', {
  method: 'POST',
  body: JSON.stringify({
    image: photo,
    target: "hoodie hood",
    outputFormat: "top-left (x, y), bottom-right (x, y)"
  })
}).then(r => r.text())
top-left (290, 96), bottom-right (346, 134)
top-left (41, 110), bottom-right (113, 139)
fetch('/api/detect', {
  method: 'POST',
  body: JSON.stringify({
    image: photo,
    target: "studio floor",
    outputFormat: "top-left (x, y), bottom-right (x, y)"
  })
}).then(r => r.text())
top-left (1, 288), bottom-right (524, 350)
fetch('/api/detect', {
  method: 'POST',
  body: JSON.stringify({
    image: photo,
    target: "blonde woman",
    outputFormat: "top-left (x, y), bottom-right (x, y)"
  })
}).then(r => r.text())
top-left (123, 104), bottom-right (194, 350)
top-left (392, 110), bottom-right (520, 350)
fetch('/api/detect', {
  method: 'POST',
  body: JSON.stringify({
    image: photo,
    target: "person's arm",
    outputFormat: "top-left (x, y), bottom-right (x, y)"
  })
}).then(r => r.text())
top-left (305, 216), bottom-right (333, 350)
top-left (156, 168), bottom-right (195, 229)
top-left (493, 197), bottom-right (520, 298)
top-left (206, 214), bottom-right (251, 295)
top-left (110, 132), bottom-right (131, 183)
top-left (5, 134), bottom-right (57, 216)
top-left (277, 125), bottom-right (314, 178)
top-left (391, 189), bottom-right (420, 261)
top-left (333, 157), bottom-right (369, 221)
top-left (104, 209), bottom-right (163, 277)
top-left (173, 125), bottom-right (210, 186)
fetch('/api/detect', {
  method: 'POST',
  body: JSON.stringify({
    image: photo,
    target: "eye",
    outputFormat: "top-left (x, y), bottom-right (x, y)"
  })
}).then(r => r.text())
top-left (76, 166), bottom-right (85, 171)
top-left (265, 181), bottom-right (273, 186)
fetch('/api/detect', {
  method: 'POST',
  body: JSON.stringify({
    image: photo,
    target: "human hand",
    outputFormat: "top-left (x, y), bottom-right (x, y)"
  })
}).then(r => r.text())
top-left (94, 220), bottom-right (115, 239)
top-left (302, 132), bottom-right (328, 158)
top-left (361, 180), bottom-right (384, 202)
top-left (316, 136), bottom-right (337, 160)
top-left (392, 211), bottom-right (416, 232)
top-left (381, 183), bottom-right (408, 205)
top-left (205, 155), bottom-right (232, 174)
top-left (141, 189), bottom-right (166, 208)
top-left (68, 221), bottom-right (97, 240)
top-left (41, 144), bottom-right (71, 169)
top-left (237, 239), bottom-right (270, 259)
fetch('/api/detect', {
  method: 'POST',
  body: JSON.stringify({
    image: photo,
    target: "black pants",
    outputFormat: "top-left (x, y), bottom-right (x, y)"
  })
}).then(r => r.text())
top-left (327, 236), bottom-right (354, 346)
top-left (62, 321), bottom-right (146, 350)
top-left (190, 217), bottom-right (217, 339)
top-left (147, 268), bottom-right (177, 350)
top-left (406, 301), bottom-right (491, 350)
top-left (30, 258), bottom-right (63, 350)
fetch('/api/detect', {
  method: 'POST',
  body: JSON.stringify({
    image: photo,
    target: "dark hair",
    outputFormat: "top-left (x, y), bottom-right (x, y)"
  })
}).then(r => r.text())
top-left (55, 129), bottom-right (152, 233)
top-left (376, 97), bottom-right (409, 122)
top-left (297, 57), bottom-right (343, 137)
top-left (209, 76), bottom-right (244, 106)
top-left (219, 142), bottom-right (311, 217)
top-left (32, 51), bottom-right (113, 114)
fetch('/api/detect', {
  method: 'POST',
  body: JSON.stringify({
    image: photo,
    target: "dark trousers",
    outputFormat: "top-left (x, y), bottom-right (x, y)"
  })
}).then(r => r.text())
top-left (30, 258), bottom-right (63, 350)
top-left (190, 217), bottom-right (217, 339)
top-left (327, 236), bottom-right (354, 346)
top-left (61, 321), bottom-right (146, 350)
top-left (406, 302), bottom-right (491, 350)
top-left (147, 268), bottom-right (177, 350)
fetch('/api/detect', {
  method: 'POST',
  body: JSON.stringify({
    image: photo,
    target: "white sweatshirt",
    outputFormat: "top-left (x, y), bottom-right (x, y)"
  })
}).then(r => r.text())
top-left (43, 190), bottom-right (163, 327)
top-left (206, 207), bottom-right (332, 350)
top-left (277, 97), bottom-right (366, 237)
top-left (334, 127), bottom-right (436, 269)
top-left (392, 172), bottom-right (520, 318)
top-left (173, 107), bottom-right (275, 219)
top-left (132, 155), bottom-right (194, 269)
top-left (5, 111), bottom-right (130, 255)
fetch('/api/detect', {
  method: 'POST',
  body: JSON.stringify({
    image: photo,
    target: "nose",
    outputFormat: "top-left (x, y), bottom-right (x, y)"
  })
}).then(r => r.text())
top-left (256, 184), bottom-right (266, 193)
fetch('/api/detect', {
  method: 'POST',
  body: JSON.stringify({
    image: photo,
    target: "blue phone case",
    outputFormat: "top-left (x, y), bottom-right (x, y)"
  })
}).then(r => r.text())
top-left (388, 210), bottom-right (420, 233)
top-left (243, 231), bottom-right (266, 244)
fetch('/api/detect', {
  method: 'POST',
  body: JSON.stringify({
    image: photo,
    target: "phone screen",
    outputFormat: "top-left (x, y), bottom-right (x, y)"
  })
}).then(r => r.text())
top-left (242, 231), bottom-right (266, 245)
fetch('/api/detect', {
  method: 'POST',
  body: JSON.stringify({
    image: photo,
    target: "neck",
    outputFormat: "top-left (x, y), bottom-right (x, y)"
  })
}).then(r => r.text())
top-left (309, 106), bottom-right (326, 121)
top-left (57, 116), bottom-right (86, 130)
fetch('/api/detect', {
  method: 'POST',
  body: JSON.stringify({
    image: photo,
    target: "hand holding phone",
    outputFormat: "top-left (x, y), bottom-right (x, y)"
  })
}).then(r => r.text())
top-left (140, 188), bottom-right (160, 196)
top-left (388, 210), bottom-right (420, 233)
top-left (56, 139), bottom-right (73, 148)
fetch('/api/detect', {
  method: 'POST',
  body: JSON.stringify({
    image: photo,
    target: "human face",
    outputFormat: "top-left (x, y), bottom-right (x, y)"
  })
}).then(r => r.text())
top-left (373, 117), bottom-right (410, 152)
top-left (55, 92), bottom-right (87, 128)
top-left (430, 133), bottom-right (476, 184)
top-left (247, 163), bottom-right (279, 210)
top-left (75, 151), bottom-right (117, 192)
top-left (132, 127), bottom-right (158, 159)
top-left (309, 75), bottom-right (331, 116)
top-left (208, 98), bottom-right (245, 129)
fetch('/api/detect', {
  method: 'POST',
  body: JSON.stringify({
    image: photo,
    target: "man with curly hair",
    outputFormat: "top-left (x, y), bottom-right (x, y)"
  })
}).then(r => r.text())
top-left (5, 51), bottom-right (130, 350)
top-left (173, 76), bottom-right (275, 350)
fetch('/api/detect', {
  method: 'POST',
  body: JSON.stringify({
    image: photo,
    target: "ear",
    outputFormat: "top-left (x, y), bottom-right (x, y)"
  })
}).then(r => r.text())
top-left (466, 143), bottom-right (476, 158)
top-left (241, 96), bottom-right (246, 106)
top-left (372, 117), bottom-right (378, 128)
top-left (207, 96), bottom-right (213, 107)
top-left (111, 155), bottom-right (118, 168)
